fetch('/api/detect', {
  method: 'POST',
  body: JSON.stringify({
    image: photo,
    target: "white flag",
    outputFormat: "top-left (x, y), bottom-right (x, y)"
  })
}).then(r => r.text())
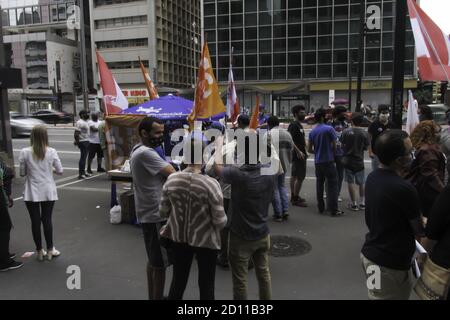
top-left (406, 90), bottom-right (420, 135)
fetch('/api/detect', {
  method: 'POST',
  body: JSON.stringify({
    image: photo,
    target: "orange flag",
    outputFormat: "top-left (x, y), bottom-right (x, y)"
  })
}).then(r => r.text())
top-left (188, 41), bottom-right (226, 128)
top-left (139, 56), bottom-right (159, 100)
top-left (249, 95), bottom-right (260, 130)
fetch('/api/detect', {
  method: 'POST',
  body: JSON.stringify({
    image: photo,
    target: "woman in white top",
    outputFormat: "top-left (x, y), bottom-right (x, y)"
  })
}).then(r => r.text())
top-left (19, 125), bottom-right (63, 261)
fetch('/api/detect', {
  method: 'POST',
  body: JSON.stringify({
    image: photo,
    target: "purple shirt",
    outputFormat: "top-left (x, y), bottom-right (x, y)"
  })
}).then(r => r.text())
top-left (309, 124), bottom-right (337, 164)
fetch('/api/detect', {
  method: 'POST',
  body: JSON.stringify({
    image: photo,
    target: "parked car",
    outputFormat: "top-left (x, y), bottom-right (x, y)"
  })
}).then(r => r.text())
top-left (9, 112), bottom-right (46, 138)
top-left (31, 109), bottom-right (73, 124)
top-left (402, 104), bottom-right (450, 125)
top-left (427, 104), bottom-right (449, 125)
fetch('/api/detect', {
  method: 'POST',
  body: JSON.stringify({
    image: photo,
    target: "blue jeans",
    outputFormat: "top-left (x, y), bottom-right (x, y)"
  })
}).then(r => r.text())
top-left (272, 173), bottom-right (289, 217)
top-left (335, 156), bottom-right (345, 196)
top-left (78, 141), bottom-right (90, 176)
top-left (315, 162), bottom-right (339, 213)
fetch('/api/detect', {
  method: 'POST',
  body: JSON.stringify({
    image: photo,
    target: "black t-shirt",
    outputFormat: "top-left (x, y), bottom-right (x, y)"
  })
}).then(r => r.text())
top-left (362, 169), bottom-right (421, 270)
top-left (340, 127), bottom-right (370, 172)
top-left (368, 120), bottom-right (395, 152)
top-left (426, 185), bottom-right (450, 269)
top-left (288, 121), bottom-right (306, 161)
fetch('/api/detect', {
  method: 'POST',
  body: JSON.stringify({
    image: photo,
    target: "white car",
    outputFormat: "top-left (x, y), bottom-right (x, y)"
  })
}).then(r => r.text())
top-left (10, 113), bottom-right (46, 138)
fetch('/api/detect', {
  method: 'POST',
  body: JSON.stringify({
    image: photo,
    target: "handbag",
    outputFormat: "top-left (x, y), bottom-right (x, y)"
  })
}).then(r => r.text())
top-left (414, 257), bottom-right (450, 300)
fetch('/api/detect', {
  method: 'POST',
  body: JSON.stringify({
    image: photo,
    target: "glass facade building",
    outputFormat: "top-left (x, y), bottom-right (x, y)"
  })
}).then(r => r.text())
top-left (204, 0), bottom-right (418, 115)
top-left (205, 0), bottom-right (416, 82)
top-left (1, 0), bottom-right (94, 114)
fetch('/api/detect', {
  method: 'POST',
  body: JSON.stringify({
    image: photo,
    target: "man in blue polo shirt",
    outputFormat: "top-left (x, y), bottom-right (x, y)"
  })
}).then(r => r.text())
top-left (308, 109), bottom-right (343, 216)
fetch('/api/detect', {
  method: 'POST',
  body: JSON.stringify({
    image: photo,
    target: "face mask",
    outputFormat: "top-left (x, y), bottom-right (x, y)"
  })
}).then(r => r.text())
top-left (298, 115), bottom-right (306, 121)
top-left (337, 115), bottom-right (346, 121)
top-left (379, 113), bottom-right (389, 122)
top-left (149, 136), bottom-right (164, 147)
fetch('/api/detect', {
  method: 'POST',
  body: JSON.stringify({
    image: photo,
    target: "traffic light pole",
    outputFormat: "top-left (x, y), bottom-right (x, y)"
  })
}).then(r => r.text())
top-left (391, 0), bottom-right (407, 129)
top-left (79, 0), bottom-right (89, 111)
top-left (0, 8), bottom-right (14, 164)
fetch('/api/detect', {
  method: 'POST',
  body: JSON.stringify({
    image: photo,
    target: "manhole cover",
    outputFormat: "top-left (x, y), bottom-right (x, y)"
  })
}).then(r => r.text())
top-left (270, 235), bottom-right (312, 257)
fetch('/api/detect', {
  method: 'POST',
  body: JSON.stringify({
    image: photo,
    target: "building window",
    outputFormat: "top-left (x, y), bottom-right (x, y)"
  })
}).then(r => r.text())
top-left (96, 38), bottom-right (148, 49)
top-left (95, 15), bottom-right (147, 29)
top-left (334, 64), bottom-right (348, 78)
top-left (94, 0), bottom-right (144, 7)
top-left (107, 60), bottom-right (149, 69)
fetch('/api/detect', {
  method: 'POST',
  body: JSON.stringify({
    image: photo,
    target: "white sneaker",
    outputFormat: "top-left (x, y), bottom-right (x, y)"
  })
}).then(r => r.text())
top-left (47, 248), bottom-right (61, 261)
top-left (36, 249), bottom-right (47, 261)
top-left (338, 197), bottom-right (343, 202)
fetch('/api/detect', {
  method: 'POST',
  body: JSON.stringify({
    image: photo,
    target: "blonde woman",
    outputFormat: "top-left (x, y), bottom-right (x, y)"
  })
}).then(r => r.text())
top-left (19, 125), bottom-right (63, 261)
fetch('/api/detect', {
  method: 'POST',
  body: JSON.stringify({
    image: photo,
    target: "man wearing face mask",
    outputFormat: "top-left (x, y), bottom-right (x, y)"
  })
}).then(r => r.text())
top-left (329, 106), bottom-right (349, 202)
top-left (368, 105), bottom-right (395, 171)
top-left (361, 130), bottom-right (424, 300)
top-left (130, 117), bottom-right (176, 300)
top-left (288, 105), bottom-right (308, 207)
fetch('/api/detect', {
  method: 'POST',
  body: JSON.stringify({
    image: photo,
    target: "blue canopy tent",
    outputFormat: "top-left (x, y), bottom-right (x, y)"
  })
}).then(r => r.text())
top-left (121, 94), bottom-right (193, 121)
top-left (121, 94), bottom-right (225, 156)
top-left (122, 94), bottom-right (226, 121)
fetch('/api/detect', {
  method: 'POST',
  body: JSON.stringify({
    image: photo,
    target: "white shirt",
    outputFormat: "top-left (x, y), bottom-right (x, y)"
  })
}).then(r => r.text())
top-left (19, 147), bottom-right (63, 202)
top-left (76, 119), bottom-right (90, 142)
top-left (88, 120), bottom-right (101, 144)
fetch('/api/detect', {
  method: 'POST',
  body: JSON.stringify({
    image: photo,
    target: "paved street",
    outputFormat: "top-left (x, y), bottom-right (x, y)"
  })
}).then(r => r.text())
top-left (1, 127), bottom-right (373, 300)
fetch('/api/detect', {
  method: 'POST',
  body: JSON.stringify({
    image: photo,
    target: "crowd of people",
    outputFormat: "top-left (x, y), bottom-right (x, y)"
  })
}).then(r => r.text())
top-left (1, 103), bottom-right (450, 301)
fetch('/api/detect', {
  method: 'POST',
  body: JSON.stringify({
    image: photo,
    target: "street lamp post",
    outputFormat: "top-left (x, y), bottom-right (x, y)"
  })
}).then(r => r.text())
top-left (356, 1), bottom-right (366, 113)
top-left (348, 59), bottom-right (353, 112)
top-left (391, 0), bottom-right (407, 129)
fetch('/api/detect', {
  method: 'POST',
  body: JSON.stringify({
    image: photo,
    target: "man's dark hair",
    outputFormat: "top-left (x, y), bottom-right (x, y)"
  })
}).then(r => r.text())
top-left (375, 129), bottom-right (409, 166)
top-left (138, 116), bottom-right (164, 137)
top-left (79, 110), bottom-right (88, 118)
top-left (419, 105), bottom-right (434, 121)
top-left (235, 131), bottom-right (266, 165)
top-left (267, 116), bottom-right (280, 129)
top-left (378, 104), bottom-right (390, 113)
top-left (351, 112), bottom-right (364, 126)
top-left (314, 108), bottom-right (327, 123)
top-left (237, 114), bottom-right (250, 128)
top-left (332, 106), bottom-right (347, 118)
top-left (292, 105), bottom-right (306, 116)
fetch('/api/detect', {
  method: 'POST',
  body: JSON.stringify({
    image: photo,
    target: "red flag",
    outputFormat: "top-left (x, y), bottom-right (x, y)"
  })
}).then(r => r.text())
top-left (96, 51), bottom-right (128, 115)
top-left (138, 56), bottom-right (159, 100)
top-left (408, 0), bottom-right (450, 81)
top-left (249, 95), bottom-right (260, 130)
top-left (227, 62), bottom-right (240, 123)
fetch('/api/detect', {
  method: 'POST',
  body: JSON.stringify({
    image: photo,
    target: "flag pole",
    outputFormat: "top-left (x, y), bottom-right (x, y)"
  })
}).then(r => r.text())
top-left (410, 1), bottom-right (450, 82)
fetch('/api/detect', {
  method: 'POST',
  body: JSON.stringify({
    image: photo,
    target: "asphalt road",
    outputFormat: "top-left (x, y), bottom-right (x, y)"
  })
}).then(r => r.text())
top-left (0, 127), bottom-right (376, 300)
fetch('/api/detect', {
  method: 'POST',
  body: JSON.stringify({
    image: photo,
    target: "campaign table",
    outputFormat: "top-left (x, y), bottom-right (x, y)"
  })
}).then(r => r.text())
top-left (107, 170), bottom-right (132, 208)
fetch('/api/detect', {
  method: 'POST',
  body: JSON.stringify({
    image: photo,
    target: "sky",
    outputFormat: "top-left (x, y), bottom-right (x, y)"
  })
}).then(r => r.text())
top-left (420, 0), bottom-right (450, 34)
